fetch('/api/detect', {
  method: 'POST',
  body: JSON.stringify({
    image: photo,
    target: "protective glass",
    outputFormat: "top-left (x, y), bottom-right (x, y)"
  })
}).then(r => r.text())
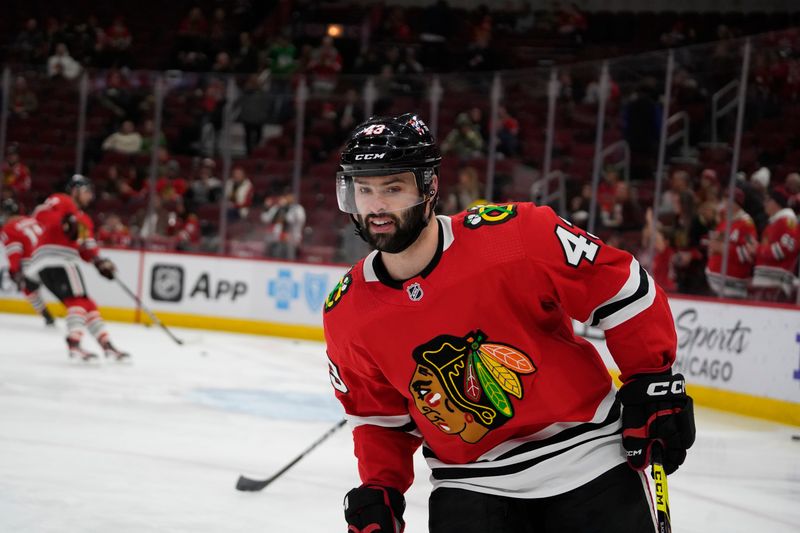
top-left (336, 169), bottom-right (426, 215)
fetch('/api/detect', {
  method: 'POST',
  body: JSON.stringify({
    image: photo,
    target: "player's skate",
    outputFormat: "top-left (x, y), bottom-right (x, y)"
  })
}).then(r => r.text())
top-left (101, 339), bottom-right (130, 361)
top-left (42, 309), bottom-right (55, 327)
top-left (67, 338), bottom-right (98, 361)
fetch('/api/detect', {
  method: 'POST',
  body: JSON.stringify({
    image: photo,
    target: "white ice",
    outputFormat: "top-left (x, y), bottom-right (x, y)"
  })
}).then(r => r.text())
top-left (0, 312), bottom-right (797, 533)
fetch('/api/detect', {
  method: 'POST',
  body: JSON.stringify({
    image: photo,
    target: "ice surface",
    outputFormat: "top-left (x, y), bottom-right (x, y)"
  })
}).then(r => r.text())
top-left (0, 313), bottom-right (797, 532)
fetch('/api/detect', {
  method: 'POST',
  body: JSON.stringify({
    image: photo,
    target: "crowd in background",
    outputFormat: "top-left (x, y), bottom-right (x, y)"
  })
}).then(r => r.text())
top-left (1, 2), bottom-right (800, 304)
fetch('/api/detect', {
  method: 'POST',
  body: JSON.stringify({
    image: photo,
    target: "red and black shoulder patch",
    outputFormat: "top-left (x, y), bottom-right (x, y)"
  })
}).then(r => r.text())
top-left (463, 204), bottom-right (518, 229)
top-left (324, 271), bottom-right (352, 313)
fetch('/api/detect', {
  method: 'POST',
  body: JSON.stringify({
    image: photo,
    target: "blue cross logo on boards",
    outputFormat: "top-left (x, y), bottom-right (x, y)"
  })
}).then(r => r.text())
top-left (794, 334), bottom-right (800, 382)
top-left (268, 269), bottom-right (300, 310)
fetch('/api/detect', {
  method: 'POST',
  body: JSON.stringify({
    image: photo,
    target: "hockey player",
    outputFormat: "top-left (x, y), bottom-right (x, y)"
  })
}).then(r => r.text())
top-left (0, 199), bottom-right (55, 326)
top-left (324, 114), bottom-right (695, 533)
top-left (751, 187), bottom-right (800, 301)
top-left (705, 188), bottom-right (758, 299)
top-left (29, 175), bottom-right (129, 360)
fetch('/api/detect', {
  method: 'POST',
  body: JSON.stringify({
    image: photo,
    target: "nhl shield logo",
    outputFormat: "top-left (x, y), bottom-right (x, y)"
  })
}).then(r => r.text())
top-left (304, 273), bottom-right (329, 312)
top-left (406, 282), bottom-right (424, 302)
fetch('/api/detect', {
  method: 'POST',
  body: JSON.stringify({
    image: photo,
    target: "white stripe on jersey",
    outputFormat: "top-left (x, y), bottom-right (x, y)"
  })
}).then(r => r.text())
top-left (423, 385), bottom-right (625, 498)
top-left (345, 413), bottom-right (413, 429)
top-left (586, 258), bottom-right (656, 331)
top-left (4, 243), bottom-right (23, 255)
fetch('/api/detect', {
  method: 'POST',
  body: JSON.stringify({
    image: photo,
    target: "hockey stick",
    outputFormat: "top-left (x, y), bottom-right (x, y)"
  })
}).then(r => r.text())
top-left (651, 444), bottom-right (672, 533)
top-left (236, 418), bottom-right (347, 492)
top-left (115, 277), bottom-right (184, 345)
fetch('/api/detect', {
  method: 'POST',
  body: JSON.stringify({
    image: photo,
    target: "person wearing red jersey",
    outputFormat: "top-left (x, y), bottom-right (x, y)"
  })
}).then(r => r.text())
top-left (29, 175), bottom-right (129, 361)
top-left (751, 187), bottom-right (800, 301)
top-left (324, 114), bottom-right (695, 533)
top-left (2, 142), bottom-right (32, 196)
top-left (0, 199), bottom-right (54, 326)
top-left (705, 189), bottom-right (758, 299)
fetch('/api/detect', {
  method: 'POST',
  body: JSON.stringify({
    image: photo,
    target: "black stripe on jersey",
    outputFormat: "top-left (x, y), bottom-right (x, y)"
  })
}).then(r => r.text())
top-left (590, 265), bottom-right (648, 327)
top-left (423, 400), bottom-right (620, 464)
top-left (430, 428), bottom-right (622, 481)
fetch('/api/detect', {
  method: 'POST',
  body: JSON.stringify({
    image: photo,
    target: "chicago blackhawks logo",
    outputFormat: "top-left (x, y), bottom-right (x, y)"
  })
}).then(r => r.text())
top-left (324, 272), bottom-right (352, 312)
top-left (464, 204), bottom-right (517, 228)
top-left (409, 330), bottom-right (536, 444)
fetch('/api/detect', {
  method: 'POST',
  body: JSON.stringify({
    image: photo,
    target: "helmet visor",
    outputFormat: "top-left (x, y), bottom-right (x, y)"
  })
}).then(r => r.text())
top-left (336, 169), bottom-right (427, 215)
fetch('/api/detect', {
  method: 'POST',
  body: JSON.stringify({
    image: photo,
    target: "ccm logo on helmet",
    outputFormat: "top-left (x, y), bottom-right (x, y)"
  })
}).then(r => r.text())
top-left (646, 380), bottom-right (685, 396)
top-left (354, 153), bottom-right (386, 160)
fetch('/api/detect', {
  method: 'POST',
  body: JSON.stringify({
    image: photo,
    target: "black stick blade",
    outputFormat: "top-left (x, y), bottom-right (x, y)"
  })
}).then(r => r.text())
top-left (235, 475), bottom-right (272, 492)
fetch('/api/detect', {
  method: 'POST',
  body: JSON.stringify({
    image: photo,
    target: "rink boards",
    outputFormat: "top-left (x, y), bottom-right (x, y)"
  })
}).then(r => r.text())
top-left (0, 248), bottom-right (798, 425)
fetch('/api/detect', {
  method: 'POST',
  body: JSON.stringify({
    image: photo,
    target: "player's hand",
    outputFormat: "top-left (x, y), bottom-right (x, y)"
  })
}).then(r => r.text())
top-left (618, 372), bottom-right (695, 475)
top-left (10, 270), bottom-right (26, 292)
top-left (94, 257), bottom-right (116, 280)
top-left (61, 213), bottom-right (78, 241)
top-left (344, 485), bottom-right (405, 533)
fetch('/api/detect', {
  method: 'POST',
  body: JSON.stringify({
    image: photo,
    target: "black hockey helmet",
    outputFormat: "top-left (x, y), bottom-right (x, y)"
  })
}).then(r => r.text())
top-left (337, 113), bottom-right (441, 214)
top-left (66, 173), bottom-right (92, 192)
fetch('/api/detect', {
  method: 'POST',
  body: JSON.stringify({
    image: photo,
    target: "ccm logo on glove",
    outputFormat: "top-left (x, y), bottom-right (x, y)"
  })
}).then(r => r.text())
top-left (646, 380), bottom-right (685, 396)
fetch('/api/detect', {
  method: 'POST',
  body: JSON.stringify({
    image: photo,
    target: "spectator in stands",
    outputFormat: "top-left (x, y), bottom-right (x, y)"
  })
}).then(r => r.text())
top-left (225, 166), bottom-right (254, 220)
top-left (443, 166), bottom-right (486, 215)
top-left (155, 160), bottom-right (188, 203)
top-left (98, 68), bottom-right (134, 120)
top-left (176, 7), bottom-right (210, 71)
top-left (104, 16), bottom-right (132, 68)
top-left (209, 7), bottom-right (231, 55)
top-left (139, 118), bottom-right (167, 154)
top-left (266, 31), bottom-right (298, 81)
top-left (237, 76), bottom-right (271, 155)
top-left (684, 200), bottom-right (719, 292)
top-left (336, 88), bottom-right (365, 145)
top-left (233, 32), bottom-right (258, 73)
top-left (175, 212), bottom-right (201, 251)
top-left (102, 120), bottom-right (143, 154)
top-left (659, 169), bottom-right (695, 232)
top-left (496, 105), bottom-right (520, 157)
top-left (261, 188), bottom-right (306, 260)
top-left (2, 143), bottom-right (32, 197)
top-left (641, 209), bottom-right (677, 293)
top-left (14, 18), bottom-right (47, 64)
top-left (695, 168), bottom-right (721, 205)
top-left (601, 181), bottom-right (642, 231)
top-left (623, 79), bottom-right (661, 175)
top-left (705, 188), bottom-right (757, 299)
top-left (465, 9), bottom-right (494, 71)
top-left (96, 214), bottom-right (132, 248)
top-left (101, 164), bottom-right (141, 204)
top-left (785, 172), bottom-right (800, 212)
top-left (186, 158), bottom-right (222, 207)
top-left (211, 51), bottom-right (234, 73)
top-left (308, 36), bottom-right (343, 94)
top-left (47, 42), bottom-right (82, 80)
top-left (557, 2), bottom-right (588, 46)
top-left (569, 182), bottom-right (593, 227)
top-left (10, 76), bottom-right (38, 119)
top-left (751, 187), bottom-right (800, 302)
top-left (597, 167), bottom-right (621, 216)
top-left (441, 113), bottom-right (484, 160)
top-left (745, 166), bottom-right (770, 232)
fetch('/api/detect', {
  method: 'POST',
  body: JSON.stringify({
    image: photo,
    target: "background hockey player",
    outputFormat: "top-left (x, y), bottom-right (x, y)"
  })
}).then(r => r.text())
top-left (324, 114), bottom-right (695, 533)
top-left (751, 187), bottom-right (800, 301)
top-left (0, 198), bottom-right (55, 326)
top-left (29, 174), bottom-right (128, 360)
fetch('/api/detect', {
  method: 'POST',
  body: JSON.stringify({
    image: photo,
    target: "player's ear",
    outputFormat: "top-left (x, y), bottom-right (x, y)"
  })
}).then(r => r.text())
top-left (430, 174), bottom-right (439, 197)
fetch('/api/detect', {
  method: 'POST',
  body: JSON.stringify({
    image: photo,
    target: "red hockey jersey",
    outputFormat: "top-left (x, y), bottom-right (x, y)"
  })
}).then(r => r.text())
top-left (323, 203), bottom-right (676, 498)
top-left (752, 207), bottom-right (800, 292)
top-left (0, 216), bottom-right (43, 274)
top-left (705, 211), bottom-right (757, 298)
top-left (30, 193), bottom-right (99, 270)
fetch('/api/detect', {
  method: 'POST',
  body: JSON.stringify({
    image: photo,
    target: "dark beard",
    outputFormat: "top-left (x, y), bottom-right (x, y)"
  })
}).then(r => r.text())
top-left (359, 202), bottom-right (428, 254)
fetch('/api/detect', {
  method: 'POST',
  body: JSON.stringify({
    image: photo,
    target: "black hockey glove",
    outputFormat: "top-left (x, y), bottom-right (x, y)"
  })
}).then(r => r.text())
top-left (94, 257), bottom-right (116, 280)
top-left (344, 485), bottom-right (405, 533)
top-left (62, 213), bottom-right (78, 241)
top-left (618, 372), bottom-right (695, 475)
